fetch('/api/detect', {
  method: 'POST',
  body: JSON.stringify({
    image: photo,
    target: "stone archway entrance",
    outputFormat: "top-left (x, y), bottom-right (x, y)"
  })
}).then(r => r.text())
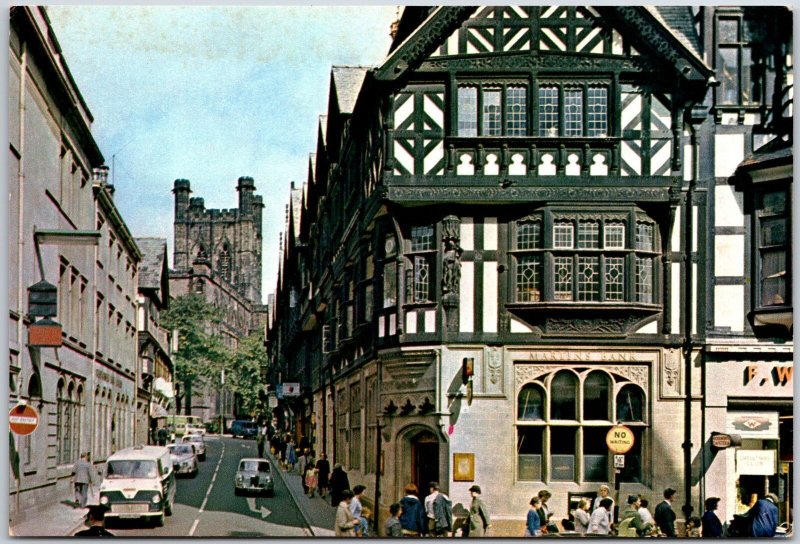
top-left (411, 430), bottom-right (439, 492)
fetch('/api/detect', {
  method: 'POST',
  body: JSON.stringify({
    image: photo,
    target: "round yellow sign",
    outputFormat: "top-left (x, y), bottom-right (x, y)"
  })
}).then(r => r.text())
top-left (606, 425), bottom-right (635, 454)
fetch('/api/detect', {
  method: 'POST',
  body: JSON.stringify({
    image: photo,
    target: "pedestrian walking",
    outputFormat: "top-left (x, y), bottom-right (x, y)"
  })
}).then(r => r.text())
top-left (256, 432), bottom-right (266, 458)
top-left (335, 489), bottom-right (358, 537)
top-left (384, 502), bottom-right (403, 537)
top-left (285, 439), bottom-right (297, 472)
top-left (329, 463), bottom-right (351, 507)
top-left (591, 484), bottom-right (614, 527)
top-left (424, 481), bottom-right (453, 537)
top-left (588, 498), bottom-right (613, 535)
top-left (638, 497), bottom-right (655, 527)
top-left (399, 483), bottom-right (426, 537)
top-left (537, 490), bottom-right (557, 533)
top-left (298, 449), bottom-right (310, 493)
top-left (316, 452), bottom-right (331, 499)
top-left (701, 497), bottom-right (723, 537)
top-left (525, 496), bottom-right (542, 537)
top-left (685, 516), bottom-right (702, 537)
top-left (74, 505), bottom-right (114, 537)
top-left (618, 495), bottom-right (654, 536)
top-left (72, 452), bottom-right (95, 508)
top-left (466, 485), bottom-right (491, 537)
top-left (305, 464), bottom-right (318, 498)
top-left (573, 498), bottom-right (591, 534)
top-left (748, 493), bottom-right (779, 537)
top-left (654, 487), bottom-right (677, 537)
top-left (350, 485), bottom-right (368, 536)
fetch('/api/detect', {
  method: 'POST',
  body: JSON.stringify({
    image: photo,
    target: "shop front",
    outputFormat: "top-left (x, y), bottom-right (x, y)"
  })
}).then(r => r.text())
top-left (703, 351), bottom-right (793, 525)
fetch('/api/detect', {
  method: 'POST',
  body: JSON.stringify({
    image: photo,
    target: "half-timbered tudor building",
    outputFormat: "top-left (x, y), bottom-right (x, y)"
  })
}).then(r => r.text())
top-left (266, 6), bottom-right (792, 534)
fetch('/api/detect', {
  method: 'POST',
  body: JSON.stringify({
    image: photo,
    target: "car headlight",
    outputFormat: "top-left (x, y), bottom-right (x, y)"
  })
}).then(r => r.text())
top-left (100, 496), bottom-right (109, 505)
top-left (236, 475), bottom-right (243, 483)
top-left (151, 494), bottom-right (161, 504)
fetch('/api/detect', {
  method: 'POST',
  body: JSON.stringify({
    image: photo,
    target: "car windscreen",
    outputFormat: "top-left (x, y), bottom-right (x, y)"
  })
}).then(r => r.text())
top-left (239, 461), bottom-right (270, 472)
top-left (106, 460), bottom-right (158, 479)
top-left (183, 435), bottom-right (202, 443)
top-left (169, 445), bottom-right (194, 455)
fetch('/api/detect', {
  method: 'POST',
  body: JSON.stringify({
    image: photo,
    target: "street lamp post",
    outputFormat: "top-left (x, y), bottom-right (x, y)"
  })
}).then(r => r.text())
top-left (220, 369), bottom-right (225, 436)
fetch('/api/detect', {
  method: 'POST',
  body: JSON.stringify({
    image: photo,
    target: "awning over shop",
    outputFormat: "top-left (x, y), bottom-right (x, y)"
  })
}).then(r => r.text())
top-left (150, 402), bottom-right (169, 418)
top-left (154, 377), bottom-right (174, 398)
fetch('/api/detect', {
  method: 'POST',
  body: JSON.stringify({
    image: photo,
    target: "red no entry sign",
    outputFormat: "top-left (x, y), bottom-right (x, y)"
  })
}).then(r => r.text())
top-left (9, 404), bottom-right (39, 435)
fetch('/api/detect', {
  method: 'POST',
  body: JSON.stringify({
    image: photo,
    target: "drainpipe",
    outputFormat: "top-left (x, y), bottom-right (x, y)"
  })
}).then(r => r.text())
top-left (373, 356), bottom-right (383, 535)
top-left (681, 127), bottom-right (697, 522)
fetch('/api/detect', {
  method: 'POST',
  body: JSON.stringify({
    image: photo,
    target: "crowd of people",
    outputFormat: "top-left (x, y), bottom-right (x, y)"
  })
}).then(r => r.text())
top-left (248, 428), bottom-right (783, 539)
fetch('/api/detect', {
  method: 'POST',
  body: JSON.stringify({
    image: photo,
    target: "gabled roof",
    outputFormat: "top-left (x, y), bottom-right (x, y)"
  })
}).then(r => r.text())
top-left (318, 115), bottom-right (328, 148)
top-left (331, 66), bottom-right (371, 115)
top-left (376, 6), bottom-right (712, 84)
top-left (135, 237), bottom-right (168, 292)
top-left (647, 6), bottom-right (704, 67)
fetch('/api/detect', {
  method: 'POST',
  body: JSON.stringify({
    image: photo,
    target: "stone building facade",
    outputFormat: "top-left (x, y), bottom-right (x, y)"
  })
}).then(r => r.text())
top-left (9, 6), bottom-right (140, 520)
top-left (169, 178), bottom-right (268, 423)
top-left (266, 6), bottom-right (792, 536)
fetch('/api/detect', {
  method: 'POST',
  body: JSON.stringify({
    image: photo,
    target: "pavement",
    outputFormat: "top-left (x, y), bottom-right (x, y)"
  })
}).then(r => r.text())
top-left (266, 451), bottom-right (337, 537)
top-left (9, 491), bottom-right (91, 537)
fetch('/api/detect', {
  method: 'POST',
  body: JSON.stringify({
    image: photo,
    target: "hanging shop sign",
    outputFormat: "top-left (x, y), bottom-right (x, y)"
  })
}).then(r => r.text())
top-left (282, 383), bottom-right (300, 397)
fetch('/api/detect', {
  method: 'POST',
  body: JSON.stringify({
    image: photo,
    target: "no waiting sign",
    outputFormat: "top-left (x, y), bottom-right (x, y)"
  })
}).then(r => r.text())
top-left (9, 404), bottom-right (40, 436)
top-left (606, 425), bottom-right (635, 454)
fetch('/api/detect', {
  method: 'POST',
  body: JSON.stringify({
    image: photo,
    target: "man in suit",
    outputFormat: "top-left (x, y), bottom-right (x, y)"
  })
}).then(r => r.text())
top-left (654, 487), bottom-right (677, 537)
top-left (72, 452), bottom-right (95, 508)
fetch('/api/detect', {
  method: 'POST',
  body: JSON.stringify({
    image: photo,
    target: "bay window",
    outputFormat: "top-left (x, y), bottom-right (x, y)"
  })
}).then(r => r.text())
top-left (511, 210), bottom-right (659, 304)
top-left (457, 83), bottom-right (528, 137)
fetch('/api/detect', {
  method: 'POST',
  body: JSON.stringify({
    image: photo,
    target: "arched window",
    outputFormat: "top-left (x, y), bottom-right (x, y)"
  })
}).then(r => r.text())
top-left (583, 371), bottom-right (611, 420)
top-left (57, 380), bottom-right (68, 464)
top-left (616, 384), bottom-right (645, 422)
top-left (551, 371), bottom-right (577, 420)
top-left (218, 245), bottom-right (231, 281)
top-left (24, 373), bottom-right (42, 466)
top-left (518, 384), bottom-right (545, 420)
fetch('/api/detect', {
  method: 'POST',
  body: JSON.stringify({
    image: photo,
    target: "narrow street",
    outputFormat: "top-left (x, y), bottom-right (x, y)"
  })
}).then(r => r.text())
top-left (105, 437), bottom-right (311, 537)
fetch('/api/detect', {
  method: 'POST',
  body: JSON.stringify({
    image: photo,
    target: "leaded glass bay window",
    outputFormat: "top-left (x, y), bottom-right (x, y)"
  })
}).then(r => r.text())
top-left (406, 225), bottom-right (436, 305)
top-left (538, 83), bottom-right (608, 137)
top-left (458, 82), bottom-right (529, 137)
top-left (510, 212), bottom-right (659, 305)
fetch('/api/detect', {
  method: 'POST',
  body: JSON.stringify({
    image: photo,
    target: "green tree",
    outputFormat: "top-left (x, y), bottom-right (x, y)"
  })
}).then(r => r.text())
top-left (227, 333), bottom-right (267, 417)
top-left (161, 294), bottom-right (227, 415)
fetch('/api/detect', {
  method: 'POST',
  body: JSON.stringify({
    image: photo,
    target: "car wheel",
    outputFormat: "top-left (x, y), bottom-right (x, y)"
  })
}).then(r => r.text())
top-left (200, 454), bottom-right (206, 461)
top-left (165, 500), bottom-right (173, 517)
top-left (154, 514), bottom-right (164, 527)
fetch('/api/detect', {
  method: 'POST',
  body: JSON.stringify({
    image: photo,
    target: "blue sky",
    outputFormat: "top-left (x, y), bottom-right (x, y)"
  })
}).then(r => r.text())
top-left (47, 5), bottom-right (398, 303)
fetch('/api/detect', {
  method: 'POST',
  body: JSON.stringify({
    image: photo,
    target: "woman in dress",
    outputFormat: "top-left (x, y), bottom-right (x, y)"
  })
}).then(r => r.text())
top-left (573, 498), bottom-right (591, 534)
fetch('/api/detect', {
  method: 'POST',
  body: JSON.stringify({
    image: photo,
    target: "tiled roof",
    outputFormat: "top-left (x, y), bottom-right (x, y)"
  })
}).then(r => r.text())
top-left (135, 238), bottom-right (167, 291)
top-left (647, 6), bottom-right (705, 66)
top-left (331, 66), bottom-right (371, 115)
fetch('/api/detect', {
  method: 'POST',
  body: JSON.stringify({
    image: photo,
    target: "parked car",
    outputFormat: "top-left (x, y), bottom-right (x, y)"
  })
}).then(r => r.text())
top-left (167, 443), bottom-right (198, 477)
top-left (182, 433), bottom-right (206, 461)
top-left (234, 458), bottom-right (273, 496)
top-left (230, 420), bottom-right (259, 439)
top-left (186, 423), bottom-right (206, 436)
top-left (99, 445), bottom-right (175, 527)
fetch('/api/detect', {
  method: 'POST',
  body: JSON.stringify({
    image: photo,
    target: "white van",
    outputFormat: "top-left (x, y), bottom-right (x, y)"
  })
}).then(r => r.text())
top-left (99, 445), bottom-right (176, 526)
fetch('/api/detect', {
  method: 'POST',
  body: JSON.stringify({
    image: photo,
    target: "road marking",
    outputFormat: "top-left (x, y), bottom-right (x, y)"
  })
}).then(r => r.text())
top-left (188, 440), bottom-right (225, 537)
top-left (246, 497), bottom-right (272, 518)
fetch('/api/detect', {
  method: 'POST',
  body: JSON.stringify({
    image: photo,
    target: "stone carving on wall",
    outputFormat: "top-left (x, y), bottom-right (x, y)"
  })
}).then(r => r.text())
top-left (486, 346), bottom-right (502, 385)
top-left (441, 215), bottom-right (463, 299)
top-left (388, 186), bottom-right (670, 203)
top-left (662, 354), bottom-right (681, 397)
top-left (605, 365), bottom-right (649, 389)
top-left (515, 365), bottom-right (552, 388)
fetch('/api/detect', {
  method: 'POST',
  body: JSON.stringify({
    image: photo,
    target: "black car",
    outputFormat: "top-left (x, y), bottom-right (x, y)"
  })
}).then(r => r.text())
top-left (230, 420), bottom-right (259, 439)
